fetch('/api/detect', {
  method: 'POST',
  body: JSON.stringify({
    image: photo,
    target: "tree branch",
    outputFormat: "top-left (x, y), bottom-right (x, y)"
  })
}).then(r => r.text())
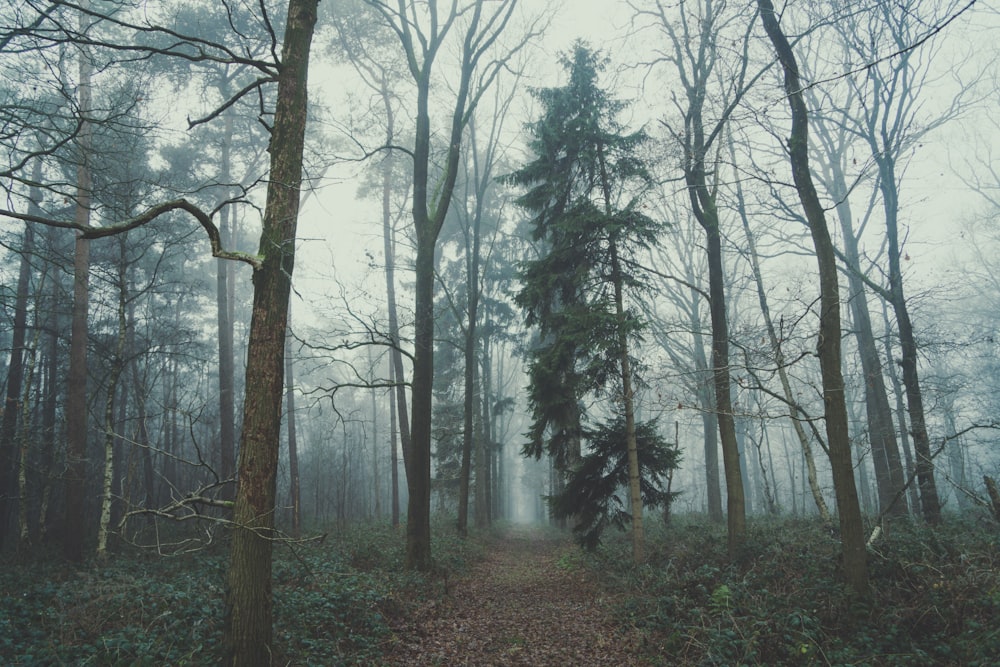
top-left (0, 199), bottom-right (263, 269)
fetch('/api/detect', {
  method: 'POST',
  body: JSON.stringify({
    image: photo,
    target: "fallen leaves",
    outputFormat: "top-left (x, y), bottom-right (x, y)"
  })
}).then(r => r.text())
top-left (384, 526), bottom-right (653, 666)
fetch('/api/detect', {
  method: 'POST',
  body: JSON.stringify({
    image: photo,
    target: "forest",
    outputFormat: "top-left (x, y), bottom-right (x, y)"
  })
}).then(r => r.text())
top-left (1, 0), bottom-right (999, 664)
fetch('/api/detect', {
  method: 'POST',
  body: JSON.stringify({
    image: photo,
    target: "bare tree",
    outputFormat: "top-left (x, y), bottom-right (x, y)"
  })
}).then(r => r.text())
top-left (822, 0), bottom-right (978, 523)
top-left (0, 0), bottom-right (322, 659)
top-left (363, 0), bottom-right (538, 570)
top-left (634, 0), bottom-right (770, 556)
top-left (757, 0), bottom-right (868, 595)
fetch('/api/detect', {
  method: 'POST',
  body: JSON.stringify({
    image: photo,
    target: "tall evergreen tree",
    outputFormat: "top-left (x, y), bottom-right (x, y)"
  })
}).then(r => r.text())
top-left (508, 42), bottom-right (663, 562)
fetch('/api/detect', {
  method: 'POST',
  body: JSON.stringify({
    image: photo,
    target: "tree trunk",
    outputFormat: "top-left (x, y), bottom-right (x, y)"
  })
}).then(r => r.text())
top-left (690, 304), bottom-right (724, 522)
top-left (891, 296), bottom-right (940, 522)
top-left (130, 356), bottom-right (155, 526)
top-left (389, 361), bottom-right (400, 527)
top-left (15, 278), bottom-right (44, 549)
top-left (811, 119), bottom-right (909, 518)
top-left (285, 330), bottom-right (301, 538)
top-left (223, 0), bottom-right (317, 662)
top-left (878, 156), bottom-right (941, 521)
top-left (705, 225), bottom-right (746, 555)
top-left (378, 78), bottom-right (411, 517)
top-left (0, 219), bottom-right (34, 549)
top-left (612, 243), bottom-right (644, 563)
top-left (369, 347), bottom-right (380, 521)
top-left (63, 30), bottom-right (94, 562)
top-left (683, 96), bottom-right (746, 552)
top-left (457, 255), bottom-right (477, 535)
top-left (480, 333), bottom-right (496, 524)
top-left (385, 0), bottom-right (509, 570)
top-left (943, 406), bottom-right (970, 510)
top-left (757, 0), bottom-right (868, 596)
top-left (881, 301), bottom-right (921, 513)
top-left (39, 252), bottom-right (61, 543)
top-left (406, 236), bottom-right (435, 570)
top-left (97, 238), bottom-right (129, 558)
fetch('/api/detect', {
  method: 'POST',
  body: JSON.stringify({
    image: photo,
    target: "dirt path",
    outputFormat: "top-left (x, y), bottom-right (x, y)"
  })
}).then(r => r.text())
top-left (385, 526), bottom-right (652, 666)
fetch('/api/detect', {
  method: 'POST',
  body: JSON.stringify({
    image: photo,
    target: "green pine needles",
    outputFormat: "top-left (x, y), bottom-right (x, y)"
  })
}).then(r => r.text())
top-left (550, 418), bottom-right (681, 549)
top-left (507, 41), bottom-right (678, 551)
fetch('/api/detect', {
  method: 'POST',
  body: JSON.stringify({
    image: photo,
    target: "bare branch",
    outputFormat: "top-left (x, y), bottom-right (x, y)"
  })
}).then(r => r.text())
top-left (0, 198), bottom-right (263, 269)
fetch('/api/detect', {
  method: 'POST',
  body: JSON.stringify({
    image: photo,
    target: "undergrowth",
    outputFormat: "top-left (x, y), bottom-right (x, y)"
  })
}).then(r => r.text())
top-left (586, 514), bottom-right (1000, 666)
top-left (0, 518), bottom-right (486, 665)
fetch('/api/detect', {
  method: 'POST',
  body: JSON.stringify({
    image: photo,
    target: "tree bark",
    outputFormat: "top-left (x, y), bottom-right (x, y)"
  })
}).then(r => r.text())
top-left (702, 211), bottom-right (746, 555)
top-left (757, 0), bottom-right (868, 596)
top-left (97, 238), bottom-right (129, 558)
top-left (39, 244), bottom-right (62, 543)
top-left (841, 221), bottom-right (909, 517)
top-left (285, 330), bottom-right (301, 538)
top-left (223, 0), bottom-right (317, 662)
top-left (669, 12), bottom-right (747, 551)
top-left (881, 301), bottom-right (921, 513)
top-left (406, 236), bottom-right (435, 569)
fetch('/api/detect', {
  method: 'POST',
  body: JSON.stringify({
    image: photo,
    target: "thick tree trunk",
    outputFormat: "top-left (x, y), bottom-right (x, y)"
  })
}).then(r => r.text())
top-left (892, 299), bottom-right (940, 522)
top-left (705, 226), bottom-right (746, 555)
top-left (222, 0), bottom-right (317, 662)
top-left (757, 0), bottom-right (868, 596)
top-left (406, 237), bottom-right (435, 570)
top-left (881, 303), bottom-right (921, 513)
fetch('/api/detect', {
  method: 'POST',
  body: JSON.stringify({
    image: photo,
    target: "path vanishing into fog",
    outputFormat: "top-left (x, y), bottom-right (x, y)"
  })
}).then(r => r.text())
top-left (385, 526), bottom-right (653, 666)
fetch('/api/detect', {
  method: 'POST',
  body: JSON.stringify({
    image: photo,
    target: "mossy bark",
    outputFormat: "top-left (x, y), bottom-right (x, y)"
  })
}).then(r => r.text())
top-left (222, 0), bottom-right (318, 662)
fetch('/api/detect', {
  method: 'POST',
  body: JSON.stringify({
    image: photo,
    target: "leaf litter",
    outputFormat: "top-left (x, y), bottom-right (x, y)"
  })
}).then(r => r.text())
top-left (385, 525), bottom-right (653, 666)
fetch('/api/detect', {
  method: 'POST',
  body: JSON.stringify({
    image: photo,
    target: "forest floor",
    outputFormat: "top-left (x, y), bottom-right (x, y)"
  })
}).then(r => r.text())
top-left (3, 517), bottom-right (998, 665)
top-left (384, 524), bottom-right (653, 666)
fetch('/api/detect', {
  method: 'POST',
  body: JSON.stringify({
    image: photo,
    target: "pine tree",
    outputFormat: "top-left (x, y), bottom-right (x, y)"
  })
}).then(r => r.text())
top-left (508, 42), bottom-right (664, 562)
